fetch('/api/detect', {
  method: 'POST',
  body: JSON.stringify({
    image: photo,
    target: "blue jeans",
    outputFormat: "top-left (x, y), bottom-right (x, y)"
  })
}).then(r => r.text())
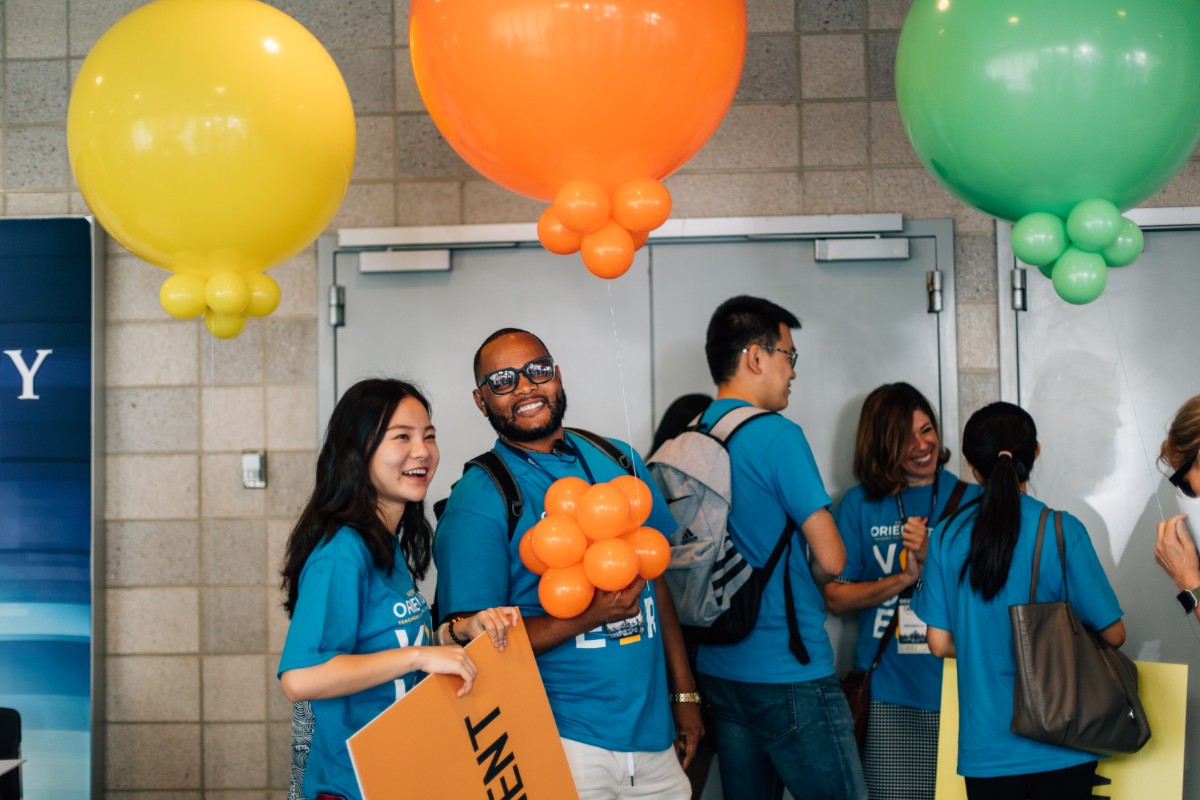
top-left (698, 673), bottom-right (867, 800)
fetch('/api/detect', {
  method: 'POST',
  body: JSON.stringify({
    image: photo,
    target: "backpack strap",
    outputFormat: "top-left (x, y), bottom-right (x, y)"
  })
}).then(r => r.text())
top-left (564, 427), bottom-right (635, 475)
top-left (463, 450), bottom-right (523, 541)
top-left (773, 519), bottom-right (811, 665)
top-left (935, 479), bottom-right (969, 526)
top-left (705, 405), bottom-right (774, 444)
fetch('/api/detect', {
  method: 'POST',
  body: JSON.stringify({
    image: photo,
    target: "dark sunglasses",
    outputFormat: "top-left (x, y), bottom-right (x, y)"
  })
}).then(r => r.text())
top-left (1169, 453), bottom-right (1197, 498)
top-left (477, 356), bottom-right (556, 396)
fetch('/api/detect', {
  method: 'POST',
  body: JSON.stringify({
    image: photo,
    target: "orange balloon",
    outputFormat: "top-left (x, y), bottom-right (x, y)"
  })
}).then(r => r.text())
top-left (611, 178), bottom-right (672, 232)
top-left (530, 515), bottom-right (588, 568)
top-left (518, 530), bottom-right (548, 575)
top-left (409, 0), bottom-right (746, 201)
top-left (610, 475), bottom-right (654, 529)
top-left (583, 538), bottom-right (640, 592)
top-left (622, 527), bottom-right (672, 580)
top-left (581, 221), bottom-right (635, 280)
top-left (554, 180), bottom-right (611, 234)
top-left (539, 563), bottom-right (596, 619)
top-left (576, 483), bottom-right (632, 540)
top-left (544, 476), bottom-right (591, 517)
top-left (537, 206), bottom-right (583, 255)
top-left (630, 229), bottom-right (650, 250)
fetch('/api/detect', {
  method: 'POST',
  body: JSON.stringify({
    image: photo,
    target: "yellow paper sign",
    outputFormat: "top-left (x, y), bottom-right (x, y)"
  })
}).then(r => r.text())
top-left (936, 658), bottom-right (1188, 799)
top-left (348, 623), bottom-right (579, 799)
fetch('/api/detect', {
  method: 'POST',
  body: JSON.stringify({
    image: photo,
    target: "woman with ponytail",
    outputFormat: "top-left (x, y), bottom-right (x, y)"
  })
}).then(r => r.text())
top-left (912, 402), bottom-right (1126, 800)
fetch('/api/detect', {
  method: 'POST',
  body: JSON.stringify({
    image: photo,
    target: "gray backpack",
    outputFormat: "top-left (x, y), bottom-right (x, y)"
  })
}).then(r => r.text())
top-left (648, 406), bottom-right (808, 661)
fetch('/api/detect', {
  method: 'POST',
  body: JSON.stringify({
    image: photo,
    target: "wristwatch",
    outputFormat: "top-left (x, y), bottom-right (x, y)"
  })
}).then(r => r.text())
top-left (669, 691), bottom-right (702, 705)
top-left (1176, 587), bottom-right (1200, 614)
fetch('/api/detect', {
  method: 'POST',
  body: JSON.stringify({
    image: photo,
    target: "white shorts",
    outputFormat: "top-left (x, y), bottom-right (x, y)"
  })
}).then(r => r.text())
top-left (559, 737), bottom-right (690, 800)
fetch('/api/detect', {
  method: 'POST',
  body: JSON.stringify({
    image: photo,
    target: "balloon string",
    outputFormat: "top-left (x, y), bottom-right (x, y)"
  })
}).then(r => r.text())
top-left (1101, 293), bottom-right (1167, 522)
top-left (606, 282), bottom-right (637, 470)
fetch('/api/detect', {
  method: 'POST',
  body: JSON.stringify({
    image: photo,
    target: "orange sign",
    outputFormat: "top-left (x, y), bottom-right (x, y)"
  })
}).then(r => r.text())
top-left (348, 623), bottom-right (579, 799)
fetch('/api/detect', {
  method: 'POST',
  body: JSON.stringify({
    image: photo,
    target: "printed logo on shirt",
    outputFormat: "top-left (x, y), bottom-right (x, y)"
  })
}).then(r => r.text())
top-left (393, 588), bottom-right (430, 626)
top-left (574, 592), bottom-right (658, 649)
top-left (869, 521), bottom-right (903, 540)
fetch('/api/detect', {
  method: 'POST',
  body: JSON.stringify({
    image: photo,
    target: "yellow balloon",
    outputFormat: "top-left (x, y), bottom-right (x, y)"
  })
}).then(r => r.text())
top-left (204, 309), bottom-right (247, 340)
top-left (244, 272), bottom-right (281, 318)
top-left (67, 0), bottom-right (355, 279)
top-left (159, 272), bottom-right (207, 319)
top-left (205, 271), bottom-right (251, 315)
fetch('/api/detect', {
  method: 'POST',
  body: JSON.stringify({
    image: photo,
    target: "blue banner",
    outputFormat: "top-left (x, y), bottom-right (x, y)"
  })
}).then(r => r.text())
top-left (0, 217), bottom-right (96, 800)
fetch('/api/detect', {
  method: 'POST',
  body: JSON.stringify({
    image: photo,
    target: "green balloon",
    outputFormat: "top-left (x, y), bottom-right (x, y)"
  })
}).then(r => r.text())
top-left (1011, 211), bottom-right (1067, 266)
top-left (1067, 198), bottom-right (1121, 252)
top-left (1051, 247), bottom-right (1108, 305)
top-left (896, 1), bottom-right (1200, 221)
top-left (1103, 217), bottom-right (1144, 267)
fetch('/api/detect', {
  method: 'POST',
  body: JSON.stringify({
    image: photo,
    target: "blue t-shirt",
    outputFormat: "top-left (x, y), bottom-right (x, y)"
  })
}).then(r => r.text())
top-left (834, 469), bottom-right (980, 711)
top-left (279, 526), bottom-right (433, 800)
top-left (433, 432), bottom-right (677, 752)
top-left (694, 399), bottom-right (836, 683)
top-left (912, 494), bottom-right (1124, 778)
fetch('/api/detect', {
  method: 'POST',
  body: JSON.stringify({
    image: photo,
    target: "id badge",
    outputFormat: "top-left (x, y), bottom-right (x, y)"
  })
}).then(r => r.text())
top-left (895, 598), bottom-right (930, 655)
top-left (604, 612), bottom-right (645, 639)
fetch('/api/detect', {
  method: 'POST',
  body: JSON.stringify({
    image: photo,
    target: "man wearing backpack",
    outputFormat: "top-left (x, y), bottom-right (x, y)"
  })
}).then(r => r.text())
top-left (694, 296), bottom-right (866, 800)
top-left (433, 328), bottom-right (699, 799)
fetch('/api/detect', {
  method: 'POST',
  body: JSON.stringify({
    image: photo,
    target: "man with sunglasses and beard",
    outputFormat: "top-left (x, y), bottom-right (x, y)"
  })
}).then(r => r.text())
top-left (434, 328), bottom-right (698, 799)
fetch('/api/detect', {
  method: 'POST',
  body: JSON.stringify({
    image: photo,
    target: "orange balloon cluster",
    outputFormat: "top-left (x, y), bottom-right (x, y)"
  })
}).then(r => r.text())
top-left (521, 475), bottom-right (672, 619)
top-left (537, 177), bottom-right (672, 279)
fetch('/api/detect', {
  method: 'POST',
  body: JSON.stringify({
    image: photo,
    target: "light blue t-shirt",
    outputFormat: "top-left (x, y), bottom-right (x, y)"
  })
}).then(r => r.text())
top-left (279, 525), bottom-right (433, 800)
top-left (433, 432), bottom-right (677, 752)
top-left (834, 469), bottom-right (980, 710)
top-left (913, 494), bottom-right (1123, 778)
top-left (695, 399), bottom-right (836, 683)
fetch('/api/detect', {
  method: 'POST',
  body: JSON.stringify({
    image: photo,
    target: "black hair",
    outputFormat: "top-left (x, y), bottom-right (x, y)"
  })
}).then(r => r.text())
top-left (280, 378), bottom-right (434, 617)
top-left (958, 401), bottom-right (1038, 600)
top-left (704, 295), bottom-right (801, 384)
top-left (651, 393), bottom-right (714, 454)
top-left (472, 328), bottom-right (549, 383)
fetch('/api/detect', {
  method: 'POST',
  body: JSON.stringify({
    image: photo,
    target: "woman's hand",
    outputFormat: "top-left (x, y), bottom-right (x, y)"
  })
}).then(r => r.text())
top-left (461, 606), bottom-right (522, 651)
top-left (902, 516), bottom-right (929, 567)
top-left (1155, 514), bottom-right (1200, 592)
top-left (413, 646), bottom-right (480, 697)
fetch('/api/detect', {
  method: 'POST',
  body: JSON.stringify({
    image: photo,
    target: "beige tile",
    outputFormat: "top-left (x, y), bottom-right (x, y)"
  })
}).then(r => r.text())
top-left (1145, 160), bottom-right (1200, 208)
top-left (107, 587), bottom-right (200, 653)
top-left (282, 0), bottom-right (393, 50)
top-left (802, 102), bottom-right (869, 167)
top-left (105, 722), bottom-right (201, 790)
top-left (870, 167), bottom-right (993, 233)
top-left (959, 369), bottom-right (1000, 425)
top-left (105, 252), bottom-right (175, 323)
top-left (267, 518), bottom-right (293, 587)
top-left (353, 114), bottom-right (397, 181)
top-left (203, 722), bottom-right (269, 789)
top-left (687, 105), bottom-right (800, 171)
top-left (868, 0), bottom-right (913, 30)
top-left (107, 793), bottom-right (202, 800)
top-left (4, 191), bottom-right (71, 215)
top-left (203, 519), bottom-right (268, 585)
top-left (106, 322), bottom-right (198, 387)
top-left (268, 247), bottom-right (319, 320)
top-left (106, 454), bottom-right (198, 521)
top-left (203, 586), bottom-right (268, 653)
top-left (106, 520), bottom-right (200, 587)
top-left (267, 719), bottom-right (293, 789)
top-left (106, 387), bottom-right (199, 453)
top-left (267, 596), bottom-right (291, 660)
top-left (462, 181), bottom-right (544, 225)
top-left (867, 30), bottom-right (899, 98)
top-left (868, 100), bottom-right (918, 166)
top-left (956, 232), bottom-right (1000, 304)
top-left (199, 322), bottom-right (266, 386)
top-left (266, 450), bottom-right (317, 520)
top-left (6, 0), bottom-right (68, 58)
top-left (266, 385), bottom-right (319, 451)
top-left (736, 34), bottom-right (798, 103)
top-left (332, 47), bottom-right (394, 114)
top-left (665, 171), bottom-right (803, 218)
top-left (802, 169), bottom-right (871, 214)
top-left (68, 0), bottom-right (146, 57)
top-left (265, 318), bottom-right (318, 384)
top-left (203, 655), bottom-right (268, 721)
top-left (5, 59), bottom-right (70, 123)
top-left (395, 114), bottom-right (474, 179)
top-left (395, 47), bottom-right (425, 112)
top-left (798, 0), bottom-right (863, 31)
top-left (5, 125), bottom-right (69, 190)
top-left (201, 453), bottom-right (267, 519)
top-left (800, 33), bottom-right (866, 99)
top-left (106, 655), bottom-right (200, 722)
top-left (396, 180), bottom-right (463, 225)
top-left (748, 0), bottom-right (795, 33)
top-left (331, 181), bottom-right (396, 229)
top-left (956, 301), bottom-right (999, 371)
top-left (201, 386), bottom-right (265, 452)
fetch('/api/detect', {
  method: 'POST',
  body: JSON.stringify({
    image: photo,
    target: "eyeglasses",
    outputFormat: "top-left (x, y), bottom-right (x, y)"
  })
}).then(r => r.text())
top-left (1169, 453), bottom-right (1197, 498)
top-left (477, 356), bottom-right (556, 396)
top-left (743, 343), bottom-right (798, 369)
